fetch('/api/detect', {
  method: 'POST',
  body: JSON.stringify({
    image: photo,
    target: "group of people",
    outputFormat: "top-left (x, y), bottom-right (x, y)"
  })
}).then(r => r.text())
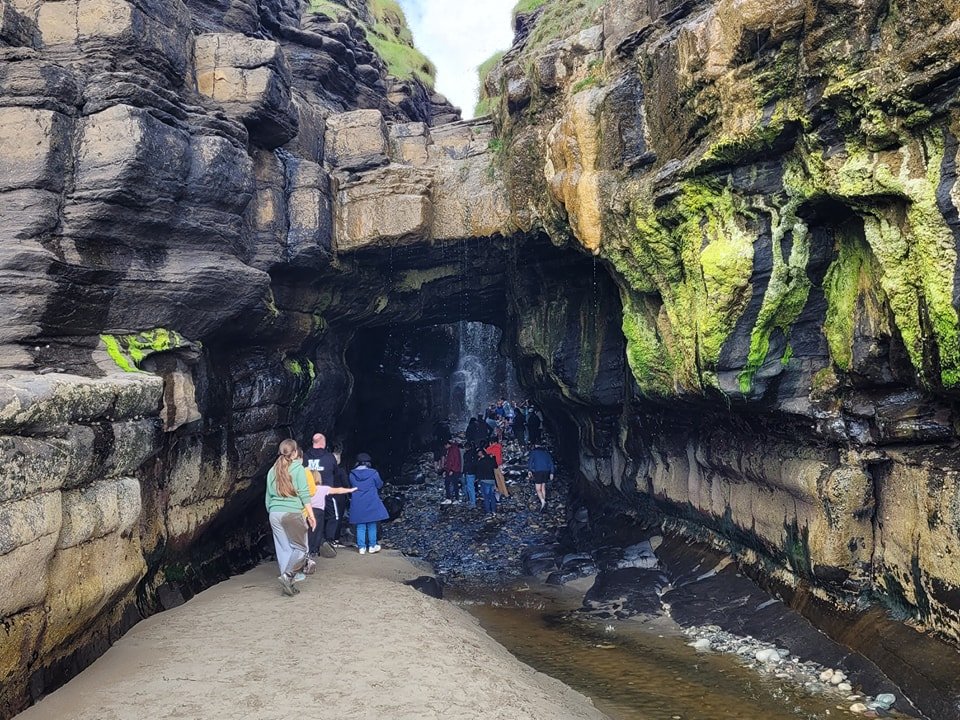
top-left (264, 434), bottom-right (390, 596)
top-left (440, 406), bottom-right (555, 515)
top-left (481, 399), bottom-right (542, 446)
top-left (264, 405), bottom-right (556, 596)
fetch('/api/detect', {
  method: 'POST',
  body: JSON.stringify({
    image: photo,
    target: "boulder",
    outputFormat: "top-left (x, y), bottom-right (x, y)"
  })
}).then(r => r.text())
top-left (334, 165), bottom-right (433, 251)
top-left (194, 33), bottom-right (298, 148)
top-left (325, 109), bottom-right (388, 171)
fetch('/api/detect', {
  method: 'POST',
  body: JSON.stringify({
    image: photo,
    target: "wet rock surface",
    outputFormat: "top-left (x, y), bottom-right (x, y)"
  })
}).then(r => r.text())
top-left (385, 441), bottom-right (568, 588)
top-left (377, 434), bottom-right (942, 718)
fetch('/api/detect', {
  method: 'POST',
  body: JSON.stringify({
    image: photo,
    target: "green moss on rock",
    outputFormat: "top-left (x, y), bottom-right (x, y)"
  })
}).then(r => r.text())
top-left (101, 329), bottom-right (191, 373)
top-left (831, 134), bottom-right (960, 388)
top-left (621, 291), bottom-right (673, 396)
top-left (822, 228), bottom-right (885, 371)
top-left (737, 196), bottom-right (811, 394)
top-left (608, 179), bottom-right (755, 392)
top-left (310, 0), bottom-right (435, 86)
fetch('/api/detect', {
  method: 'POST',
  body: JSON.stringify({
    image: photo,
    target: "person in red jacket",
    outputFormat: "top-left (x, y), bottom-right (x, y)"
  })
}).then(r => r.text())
top-left (440, 438), bottom-right (462, 505)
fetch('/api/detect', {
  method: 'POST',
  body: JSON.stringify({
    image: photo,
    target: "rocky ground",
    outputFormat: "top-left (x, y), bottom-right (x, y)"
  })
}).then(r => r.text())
top-left (373, 435), bottom-right (923, 719)
top-left (383, 436), bottom-right (568, 588)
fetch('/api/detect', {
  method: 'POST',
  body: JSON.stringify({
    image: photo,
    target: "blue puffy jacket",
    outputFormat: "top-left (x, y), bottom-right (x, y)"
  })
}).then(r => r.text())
top-left (349, 465), bottom-right (389, 524)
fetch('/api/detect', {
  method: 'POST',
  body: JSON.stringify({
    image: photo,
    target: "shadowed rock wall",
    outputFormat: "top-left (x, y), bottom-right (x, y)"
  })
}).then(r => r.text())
top-left (0, 0), bottom-right (492, 713)
top-left (3, 0), bottom-right (960, 716)
top-left (478, 0), bottom-right (960, 671)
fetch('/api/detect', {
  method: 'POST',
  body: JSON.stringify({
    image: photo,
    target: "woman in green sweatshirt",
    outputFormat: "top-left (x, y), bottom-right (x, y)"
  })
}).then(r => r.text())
top-left (265, 439), bottom-right (317, 596)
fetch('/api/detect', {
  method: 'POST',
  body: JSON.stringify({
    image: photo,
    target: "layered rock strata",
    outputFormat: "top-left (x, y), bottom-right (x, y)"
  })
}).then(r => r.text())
top-left (2, 0), bottom-right (960, 717)
top-left (0, 0), bottom-right (476, 713)
top-left (478, 0), bottom-right (960, 675)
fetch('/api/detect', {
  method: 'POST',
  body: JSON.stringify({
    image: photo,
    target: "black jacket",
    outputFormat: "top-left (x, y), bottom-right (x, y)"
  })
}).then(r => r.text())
top-left (465, 419), bottom-right (487, 446)
top-left (303, 447), bottom-right (337, 486)
top-left (462, 450), bottom-right (478, 475)
top-left (476, 453), bottom-right (497, 481)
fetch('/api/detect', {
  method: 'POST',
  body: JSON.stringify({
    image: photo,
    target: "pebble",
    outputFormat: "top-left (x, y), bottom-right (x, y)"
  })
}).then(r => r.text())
top-left (754, 648), bottom-right (780, 664)
top-left (690, 638), bottom-right (711, 651)
top-left (837, 682), bottom-right (852, 692)
top-left (849, 703), bottom-right (868, 714)
top-left (874, 693), bottom-right (896, 709)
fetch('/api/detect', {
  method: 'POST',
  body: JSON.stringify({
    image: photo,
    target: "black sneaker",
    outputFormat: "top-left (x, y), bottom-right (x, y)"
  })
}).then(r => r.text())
top-left (319, 541), bottom-right (337, 558)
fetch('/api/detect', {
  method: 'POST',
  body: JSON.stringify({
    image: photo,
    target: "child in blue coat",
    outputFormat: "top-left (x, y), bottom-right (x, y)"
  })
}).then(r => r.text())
top-left (349, 453), bottom-right (389, 554)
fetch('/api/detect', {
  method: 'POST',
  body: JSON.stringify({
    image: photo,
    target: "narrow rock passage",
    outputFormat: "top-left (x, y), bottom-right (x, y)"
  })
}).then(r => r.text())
top-left (17, 553), bottom-right (606, 720)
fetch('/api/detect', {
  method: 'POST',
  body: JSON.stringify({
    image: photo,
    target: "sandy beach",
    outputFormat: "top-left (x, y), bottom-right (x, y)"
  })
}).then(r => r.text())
top-left (17, 551), bottom-right (607, 720)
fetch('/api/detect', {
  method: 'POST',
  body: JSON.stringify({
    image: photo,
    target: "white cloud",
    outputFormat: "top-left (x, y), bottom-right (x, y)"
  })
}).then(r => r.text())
top-left (398, 0), bottom-right (516, 119)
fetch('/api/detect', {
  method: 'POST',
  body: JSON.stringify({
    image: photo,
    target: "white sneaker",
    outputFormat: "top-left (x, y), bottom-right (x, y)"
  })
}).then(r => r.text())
top-left (358, 547), bottom-right (367, 555)
top-left (293, 572), bottom-right (306, 582)
top-left (370, 545), bottom-right (381, 554)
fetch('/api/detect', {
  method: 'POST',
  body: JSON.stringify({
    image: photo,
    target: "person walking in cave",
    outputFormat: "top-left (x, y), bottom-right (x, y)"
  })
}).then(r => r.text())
top-left (513, 406), bottom-right (527, 448)
top-left (349, 453), bottom-right (389, 554)
top-left (440, 437), bottom-right (462, 504)
top-left (476, 447), bottom-right (499, 515)
top-left (466, 415), bottom-right (488, 447)
top-left (461, 443), bottom-right (478, 507)
top-left (265, 439), bottom-right (317, 596)
top-left (307, 467), bottom-right (357, 556)
top-left (303, 433), bottom-right (342, 556)
top-left (527, 444), bottom-right (555, 511)
top-left (527, 408), bottom-right (543, 445)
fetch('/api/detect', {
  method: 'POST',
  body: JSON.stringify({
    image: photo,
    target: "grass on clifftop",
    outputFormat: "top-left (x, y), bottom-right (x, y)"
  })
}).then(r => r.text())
top-left (309, 0), bottom-right (436, 87)
top-left (513, 0), bottom-right (549, 13)
top-left (475, 50), bottom-right (505, 117)
top-left (521, 0), bottom-right (604, 58)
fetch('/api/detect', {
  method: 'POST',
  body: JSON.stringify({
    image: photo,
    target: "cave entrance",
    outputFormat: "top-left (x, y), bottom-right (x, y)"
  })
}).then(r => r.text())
top-left (339, 321), bottom-right (522, 478)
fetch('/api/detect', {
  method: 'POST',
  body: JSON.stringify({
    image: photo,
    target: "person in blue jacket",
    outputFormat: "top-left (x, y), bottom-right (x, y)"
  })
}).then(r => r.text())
top-left (527, 444), bottom-right (555, 511)
top-left (349, 453), bottom-right (389, 554)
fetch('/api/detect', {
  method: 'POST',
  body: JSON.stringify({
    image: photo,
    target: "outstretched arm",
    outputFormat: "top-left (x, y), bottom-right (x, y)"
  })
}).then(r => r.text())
top-left (330, 487), bottom-right (357, 495)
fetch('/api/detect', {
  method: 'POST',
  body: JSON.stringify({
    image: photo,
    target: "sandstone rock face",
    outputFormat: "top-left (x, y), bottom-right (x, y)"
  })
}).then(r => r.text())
top-left (0, 372), bottom-right (159, 711)
top-left (194, 33), bottom-right (298, 148)
top-left (482, 0), bottom-right (960, 674)
top-left (0, 0), bottom-right (464, 714)
top-left (331, 114), bottom-right (511, 252)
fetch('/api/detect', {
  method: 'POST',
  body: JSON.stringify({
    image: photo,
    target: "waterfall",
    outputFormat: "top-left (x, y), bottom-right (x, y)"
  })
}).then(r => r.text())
top-left (449, 322), bottom-right (520, 429)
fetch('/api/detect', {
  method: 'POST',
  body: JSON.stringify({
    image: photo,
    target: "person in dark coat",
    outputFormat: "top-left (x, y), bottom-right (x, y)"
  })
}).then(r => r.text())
top-left (513, 408), bottom-right (526, 447)
top-left (466, 416), bottom-right (488, 447)
top-left (440, 438), bottom-right (462, 504)
top-left (527, 410), bottom-right (542, 445)
top-left (349, 453), bottom-right (389, 554)
top-left (303, 433), bottom-right (341, 556)
top-left (475, 448), bottom-right (498, 515)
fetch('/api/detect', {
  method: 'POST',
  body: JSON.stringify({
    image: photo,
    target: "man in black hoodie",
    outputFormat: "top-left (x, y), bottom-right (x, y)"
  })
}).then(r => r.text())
top-left (303, 433), bottom-right (342, 555)
top-left (475, 447), bottom-right (498, 515)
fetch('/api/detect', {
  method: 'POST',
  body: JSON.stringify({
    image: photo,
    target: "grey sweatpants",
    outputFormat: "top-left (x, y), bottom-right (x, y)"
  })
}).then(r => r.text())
top-left (269, 511), bottom-right (309, 576)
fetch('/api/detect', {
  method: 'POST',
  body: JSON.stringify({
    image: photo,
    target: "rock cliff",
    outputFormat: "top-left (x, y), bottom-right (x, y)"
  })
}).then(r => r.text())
top-left (479, 1), bottom-right (960, 715)
top-left (2, 0), bottom-right (960, 717)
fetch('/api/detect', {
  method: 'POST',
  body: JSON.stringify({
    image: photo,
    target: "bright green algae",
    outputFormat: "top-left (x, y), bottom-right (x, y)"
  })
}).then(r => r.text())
top-left (101, 329), bottom-right (191, 372)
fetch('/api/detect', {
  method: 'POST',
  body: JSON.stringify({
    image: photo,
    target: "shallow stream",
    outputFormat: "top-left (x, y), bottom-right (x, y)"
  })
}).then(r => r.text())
top-left (455, 584), bottom-right (910, 720)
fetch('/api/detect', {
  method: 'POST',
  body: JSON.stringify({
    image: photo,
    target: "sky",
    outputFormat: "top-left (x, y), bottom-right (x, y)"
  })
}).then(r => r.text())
top-left (398, 0), bottom-right (516, 118)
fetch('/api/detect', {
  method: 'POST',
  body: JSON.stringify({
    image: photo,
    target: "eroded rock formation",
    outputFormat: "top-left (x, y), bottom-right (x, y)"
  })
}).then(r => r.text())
top-left (478, 3), bottom-right (960, 715)
top-left (2, 0), bottom-right (960, 717)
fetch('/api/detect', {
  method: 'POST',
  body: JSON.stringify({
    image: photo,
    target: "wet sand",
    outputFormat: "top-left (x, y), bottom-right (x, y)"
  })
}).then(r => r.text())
top-left (18, 551), bottom-right (607, 720)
